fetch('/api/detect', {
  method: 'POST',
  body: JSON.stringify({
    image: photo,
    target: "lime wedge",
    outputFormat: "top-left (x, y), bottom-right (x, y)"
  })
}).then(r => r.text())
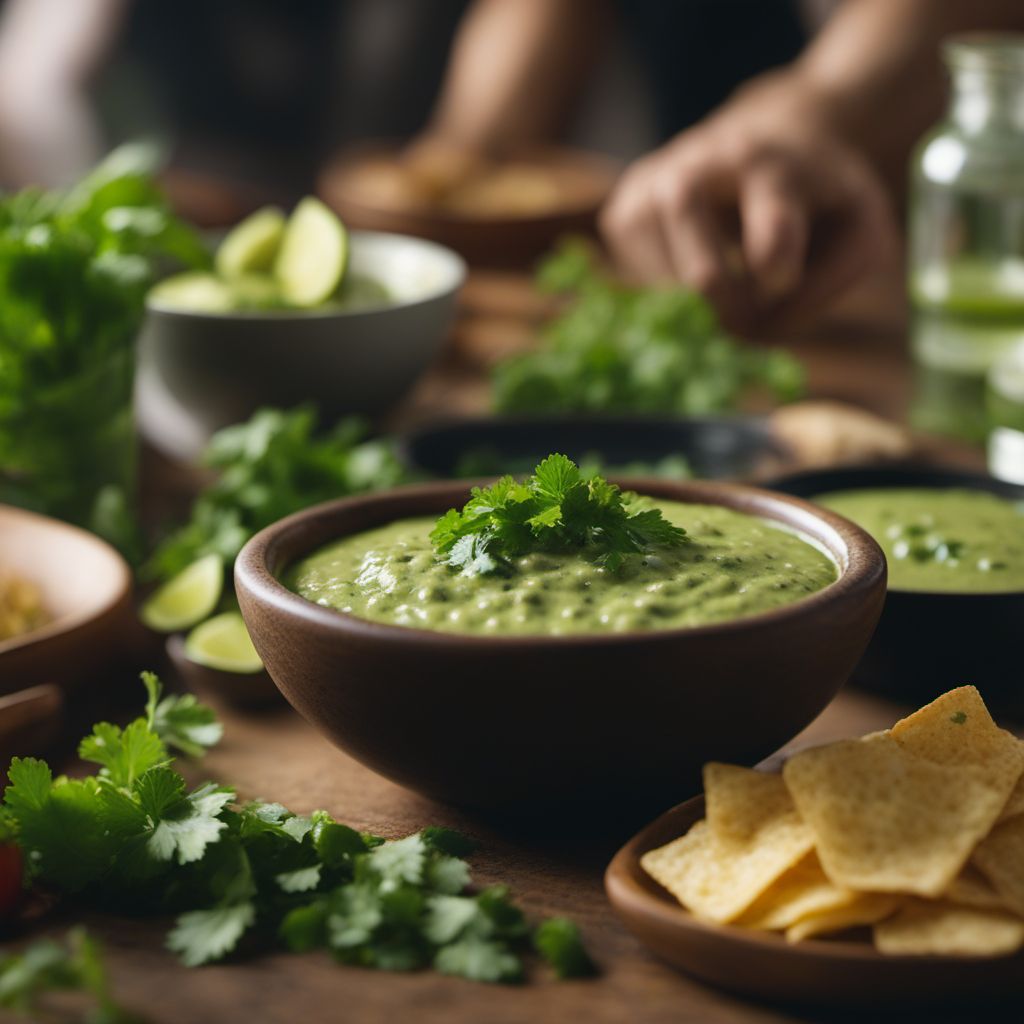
top-left (149, 272), bottom-right (236, 313)
top-left (141, 554), bottom-right (224, 632)
top-left (275, 197), bottom-right (349, 307)
top-left (229, 273), bottom-right (282, 309)
top-left (184, 612), bottom-right (264, 674)
top-left (215, 206), bottom-right (286, 279)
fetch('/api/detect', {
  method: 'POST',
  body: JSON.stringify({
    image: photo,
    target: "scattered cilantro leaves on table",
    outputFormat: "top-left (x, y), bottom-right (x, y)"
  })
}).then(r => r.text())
top-left (493, 238), bottom-right (804, 416)
top-left (0, 927), bottom-right (144, 1022)
top-left (145, 406), bottom-right (412, 581)
top-left (431, 453), bottom-right (687, 575)
top-left (2, 674), bottom-right (595, 984)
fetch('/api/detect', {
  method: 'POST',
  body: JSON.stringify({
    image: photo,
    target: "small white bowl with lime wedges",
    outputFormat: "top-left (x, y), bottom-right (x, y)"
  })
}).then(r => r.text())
top-left (138, 197), bottom-right (466, 462)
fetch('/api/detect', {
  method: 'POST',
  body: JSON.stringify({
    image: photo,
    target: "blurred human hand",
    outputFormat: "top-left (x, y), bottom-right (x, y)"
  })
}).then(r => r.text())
top-left (599, 82), bottom-right (898, 335)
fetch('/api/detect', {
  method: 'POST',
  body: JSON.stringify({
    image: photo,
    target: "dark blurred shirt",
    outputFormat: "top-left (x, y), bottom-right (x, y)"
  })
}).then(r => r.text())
top-left (618, 0), bottom-right (807, 140)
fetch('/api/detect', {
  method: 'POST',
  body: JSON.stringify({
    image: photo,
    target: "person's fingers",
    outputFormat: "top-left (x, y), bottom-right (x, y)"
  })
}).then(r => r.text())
top-left (761, 172), bottom-right (896, 333)
top-left (739, 159), bottom-right (809, 302)
top-left (649, 158), bottom-right (757, 329)
top-left (599, 161), bottom-right (676, 284)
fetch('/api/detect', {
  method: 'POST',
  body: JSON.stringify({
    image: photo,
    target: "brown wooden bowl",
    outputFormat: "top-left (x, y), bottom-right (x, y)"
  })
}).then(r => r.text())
top-left (235, 480), bottom-right (886, 811)
top-left (0, 504), bottom-right (133, 696)
top-left (318, 142), bottom-right (619, 268)
top-left (605, 795), bottom-right (1024, 1005)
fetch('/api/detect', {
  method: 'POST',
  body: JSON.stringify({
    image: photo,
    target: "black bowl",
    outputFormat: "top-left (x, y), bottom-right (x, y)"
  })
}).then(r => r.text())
top-left (767, 465), bottom-right (1024, 715)
top-left (400, 414), bottom-right (788, 481)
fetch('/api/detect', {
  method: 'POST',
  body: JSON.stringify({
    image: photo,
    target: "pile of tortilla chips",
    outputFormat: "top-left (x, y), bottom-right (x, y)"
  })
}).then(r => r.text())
top-left (642, 686), bottom-right (1024, 956)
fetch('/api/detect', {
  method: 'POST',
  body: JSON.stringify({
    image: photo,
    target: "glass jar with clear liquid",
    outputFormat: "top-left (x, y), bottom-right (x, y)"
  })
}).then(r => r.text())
top-left (909, 35), bottom-right (1024, 443)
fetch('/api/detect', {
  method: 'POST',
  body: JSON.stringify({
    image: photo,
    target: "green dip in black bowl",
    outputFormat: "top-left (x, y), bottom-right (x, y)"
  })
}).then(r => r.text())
top-left (768, 466), bottom-right (1024, 714)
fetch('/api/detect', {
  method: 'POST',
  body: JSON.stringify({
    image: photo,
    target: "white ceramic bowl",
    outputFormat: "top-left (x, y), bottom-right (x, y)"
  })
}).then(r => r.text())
top-left (137, 230), bottom-right (465, 461)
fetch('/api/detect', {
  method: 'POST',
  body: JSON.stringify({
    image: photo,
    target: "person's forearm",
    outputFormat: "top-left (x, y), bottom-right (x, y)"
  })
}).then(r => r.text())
top-left (425, 0), bottom-right (609, 155)
top-left (766, 0), bottom-right (1024, 186)
top-left (0, 0), bottom-right (126, 186)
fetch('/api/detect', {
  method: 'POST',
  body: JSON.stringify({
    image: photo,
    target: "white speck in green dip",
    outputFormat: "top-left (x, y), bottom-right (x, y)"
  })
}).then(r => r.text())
top-left (817, 488), bottom-right (1024, 594)
top-left (288, 500), bottom-right (837, 636)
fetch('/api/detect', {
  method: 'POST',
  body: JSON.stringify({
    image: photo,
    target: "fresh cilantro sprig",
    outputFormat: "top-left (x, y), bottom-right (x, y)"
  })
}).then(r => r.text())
top-left (0, 927), bottom-right (143, 1022)
top-left (0, 143), bottom-right (207, 556)
top-left (2, 675), bottom-right (594, 983)
top-left (145, 406), bottom-right (411, 581)
top-left (431, 453), bottom-right (686, 576)
top-left (493, 238), bottom-right (804, 416)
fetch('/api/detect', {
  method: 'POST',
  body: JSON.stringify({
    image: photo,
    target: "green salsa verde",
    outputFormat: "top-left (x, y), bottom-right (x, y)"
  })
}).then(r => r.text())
top-left (289, 500), bottom-right (837, 636)
top-left (818, 488), bottom-right (1024, 593)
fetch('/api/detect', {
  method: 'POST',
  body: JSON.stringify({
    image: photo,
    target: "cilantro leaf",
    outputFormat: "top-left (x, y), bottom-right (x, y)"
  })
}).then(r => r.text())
top-left (369, 834), bottom-right (427, 889)
top-left (280, 901), bottom-right (328, 953)
top-left (431, 454), bottom-right (686, 575)
top-left (426, 855), bottom-right (472, 895)
top-left (434, 938), bottom-right (523, 983)
top-left (276, 865), bottom-right (322, 893)
top-left (421, 826), bottom-right (477, 858)
top-left (146, 782), bottom-right (233, 865)
top-left (494, 239), bottom-right (804, 417)
top-left (0, 928), bottom-right (141, 1022)
top-left (327, 882), bottom-right (383, 948)
top-left (4, 761), bottom-right (117, 890)
top-left (145, 406), bottom-right (411, 581)
top-left (167, 902), bottom-right (257, 967)
top-left (423, 895), bottom-right (480, 944)
top-left (143, 672), bottom-right (222, 758)
top-left (78, 719), bottom-right (167, 788)
top-left (534, 917), bottom-right (596, 978)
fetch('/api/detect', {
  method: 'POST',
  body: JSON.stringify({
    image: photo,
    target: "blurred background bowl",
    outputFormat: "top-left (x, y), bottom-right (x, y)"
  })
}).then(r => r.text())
top-left (137, 230), bottom-right (466, 462)
top-left (768, 465), bottom-right (1024, 714)
top-left (0, 504), bottom-right (133, 696)
top-left (400, 414), bottom-right (790, 481)
top-left (318, 142), bottom-right (619, 269)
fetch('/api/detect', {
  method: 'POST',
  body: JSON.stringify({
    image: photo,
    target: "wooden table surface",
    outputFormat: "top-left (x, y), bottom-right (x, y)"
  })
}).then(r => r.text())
top-left (31, 267), bottom-right (1012, 1024)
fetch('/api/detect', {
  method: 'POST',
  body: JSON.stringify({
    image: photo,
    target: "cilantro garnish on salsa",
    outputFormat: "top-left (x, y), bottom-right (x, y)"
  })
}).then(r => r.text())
top-left (430, 453), bottom-right (687, 576)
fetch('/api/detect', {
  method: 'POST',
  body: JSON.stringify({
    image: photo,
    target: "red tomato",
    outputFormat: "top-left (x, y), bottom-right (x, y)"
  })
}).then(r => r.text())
top-left (0, 845), bottom-right (22, 916)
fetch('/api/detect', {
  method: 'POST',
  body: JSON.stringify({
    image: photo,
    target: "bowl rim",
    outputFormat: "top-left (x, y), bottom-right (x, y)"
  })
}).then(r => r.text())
top-left (235, 477), bottom-right (887, 650)
top-left (398, 412), bottom-right (789, 478)
top-left (765, 463), bottom-right (1024, 600)
top-left (0, 504), bottom-right (132, 657)
top-left (145, 229), bottom-right (467, 322)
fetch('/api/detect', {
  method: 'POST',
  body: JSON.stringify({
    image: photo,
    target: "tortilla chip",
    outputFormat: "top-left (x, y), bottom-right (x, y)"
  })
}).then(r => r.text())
top-left (945, 866), bottom-right (1010, 913)
top-left (999, 765), bottom-right (1024, 822)
top-left (782, 732), bottom-right (1008, 897)
top-left (972, 814), bottom-right (1024, 917)
top-left (641, 812), bottom-right (813, 924)
top-left (874, 901), bottom-right (1024, 957)
top-left (737, 852), bottom-right (860, 932)
top-left (786, 893), bottom-right (899, 943)
top-left (703, 762), bottom-right (799, 844)
top-left (890, 686), bottom-right (1024, 796)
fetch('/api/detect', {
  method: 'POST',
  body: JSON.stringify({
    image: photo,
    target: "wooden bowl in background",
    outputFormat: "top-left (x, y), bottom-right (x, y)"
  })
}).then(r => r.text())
top-left (0, 505), bottom-right (133, 696)
top-left (318, 142), bottom-right (620, 269)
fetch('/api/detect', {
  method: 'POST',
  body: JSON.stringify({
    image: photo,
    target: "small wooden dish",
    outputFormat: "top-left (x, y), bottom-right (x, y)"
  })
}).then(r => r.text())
top-left (0, 505), bottom-right (133, 695)
top-left (605, 795), bottom-right (1024, 1005)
